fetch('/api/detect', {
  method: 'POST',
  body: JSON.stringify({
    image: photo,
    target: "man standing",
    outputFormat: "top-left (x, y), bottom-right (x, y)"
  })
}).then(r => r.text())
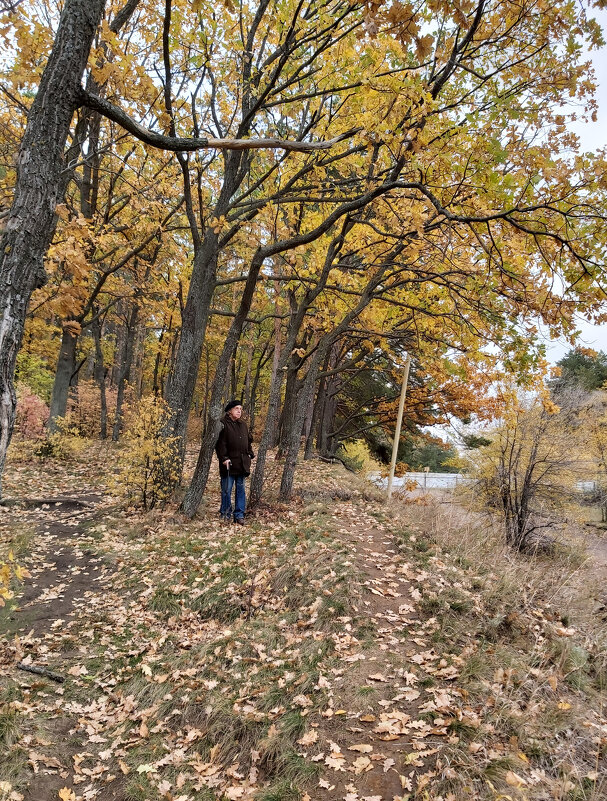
top-left (216, 400), bottom-right (255, 524)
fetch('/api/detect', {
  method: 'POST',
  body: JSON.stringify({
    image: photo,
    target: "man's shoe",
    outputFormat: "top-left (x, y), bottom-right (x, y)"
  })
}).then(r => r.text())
top-left (234, 518), bottom-right (245, 525)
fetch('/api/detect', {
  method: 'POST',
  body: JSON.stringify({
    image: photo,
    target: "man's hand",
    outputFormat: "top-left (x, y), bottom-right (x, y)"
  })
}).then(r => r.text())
top-left (224, 459), bottom-right (231, 468)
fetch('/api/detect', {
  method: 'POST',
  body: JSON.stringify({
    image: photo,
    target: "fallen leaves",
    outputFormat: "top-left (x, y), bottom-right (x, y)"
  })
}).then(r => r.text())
top-left (3, 453), bottom-right (606, 801)
top-left (297, 730), bottom-right (319, 746)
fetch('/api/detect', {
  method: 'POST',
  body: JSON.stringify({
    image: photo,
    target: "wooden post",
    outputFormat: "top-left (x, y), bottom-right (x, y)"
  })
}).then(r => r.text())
top-left (387, 355), bottom-right (411, 500)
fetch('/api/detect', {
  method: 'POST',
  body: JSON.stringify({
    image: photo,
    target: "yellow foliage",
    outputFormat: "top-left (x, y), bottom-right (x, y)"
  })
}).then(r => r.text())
top-left (33, 417), bottom-right (89, 461)
top-left (339, 440), bottom-right (382, 477)
top-left (466, 393), bottom-right (582, 549)
top-left (114, 397), bottom-right (181, 510)
top-left (0, 550), bottom-right (30, 608)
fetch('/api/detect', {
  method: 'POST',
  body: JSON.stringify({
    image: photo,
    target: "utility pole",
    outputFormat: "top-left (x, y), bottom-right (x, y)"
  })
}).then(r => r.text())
top-left (387, 355), bottom-right (411, 500)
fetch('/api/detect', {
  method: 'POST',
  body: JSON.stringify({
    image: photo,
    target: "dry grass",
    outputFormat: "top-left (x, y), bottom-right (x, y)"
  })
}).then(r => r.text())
top-left (391, 489), bottom-right (607, 800)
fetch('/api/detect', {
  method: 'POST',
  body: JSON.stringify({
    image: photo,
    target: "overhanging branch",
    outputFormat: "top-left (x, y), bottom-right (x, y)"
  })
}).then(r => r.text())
top-left (79, 89), bottom-right (361, 152)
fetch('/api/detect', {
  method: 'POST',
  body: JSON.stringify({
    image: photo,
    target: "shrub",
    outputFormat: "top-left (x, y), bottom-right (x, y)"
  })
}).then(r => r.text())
top-left (15, 384), bottom-right (49, 438)
top-left (467, 393), bottom-right (578, 551)
top-left (0, 552), bottom-right (30, 608)
top-left (32, 417), bottom-right (88, 460)
top-left (114, 397), bottom-right (181, 509)
top-left (15, 352), bottom-right (54, 402)
top-left (338, 440), bottom-right (383, 476)
top-left (67, 380), bottom-right (118, 438)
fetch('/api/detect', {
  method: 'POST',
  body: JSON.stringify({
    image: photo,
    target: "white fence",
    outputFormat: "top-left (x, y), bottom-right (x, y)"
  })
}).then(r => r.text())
top-left (372, 474), bottom-right (599, 493)
top-left (371, 472), bottom-right (471, 490)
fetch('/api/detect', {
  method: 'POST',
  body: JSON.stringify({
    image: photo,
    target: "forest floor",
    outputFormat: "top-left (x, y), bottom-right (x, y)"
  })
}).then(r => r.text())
top-left (1, 443), bottom-right (606, 801)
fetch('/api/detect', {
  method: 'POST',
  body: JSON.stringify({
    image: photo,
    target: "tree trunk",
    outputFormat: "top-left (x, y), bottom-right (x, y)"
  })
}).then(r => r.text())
top-left (278, 346), bottom-right (314, 456)
top-left (0, 0), bottom-right (107, 495)
top-left (48, 324), bottom-right (79, 431)
top-left (165, 152), bottom-right (244, 460)
top-left (180, 249), bottom-right (264, 517)
top-left (305, 378), bottom-right (324, 459)
top-left (302, 382), bottom-right (317, 458)
top-left (249, 342), bottom-right (270, 433)
top-left (277, 363), bottom-right (301, 456)
top-left (92, 316), bottom-right (108, 439)
top-left (230, 344), bottom-right (239, 398)
top-left (112, 304), bottom-right (139, 441)
top-left (279, 351), bottom-right (321, 501)
top-left (243, 341), bottom-right (253, 410)
top-left (250, 309), bottom-right (315, 506)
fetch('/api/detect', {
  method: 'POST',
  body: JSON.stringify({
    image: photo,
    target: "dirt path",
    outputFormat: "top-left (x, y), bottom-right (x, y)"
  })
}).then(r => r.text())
top-left (9, 497), bottom-right (110, 637)
top-left (1, 495), bottom-right (117, 801)
top-left (583, 528), bottom-right (607, 565)
top-left (3, 491), bottom-right (452, 801)
top-left (311, 501), bottom-right (461, 801)
top-left (4, 477), bottom-right (604, 801)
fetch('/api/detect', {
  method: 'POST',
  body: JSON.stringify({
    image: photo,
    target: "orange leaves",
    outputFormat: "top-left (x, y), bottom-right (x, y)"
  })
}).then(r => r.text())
top-left (62, 320), bottom-right (82, 338)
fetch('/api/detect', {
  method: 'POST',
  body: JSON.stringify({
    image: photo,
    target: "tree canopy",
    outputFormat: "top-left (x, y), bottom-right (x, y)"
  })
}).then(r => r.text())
top-left (2, 0), bottom-right (607, 503)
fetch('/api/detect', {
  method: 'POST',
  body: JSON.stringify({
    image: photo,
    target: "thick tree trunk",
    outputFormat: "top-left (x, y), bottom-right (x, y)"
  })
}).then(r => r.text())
top-left (165, 153), bottom-right (243, 460)
top-left (249, 356), bottom-right (284, 506)
top-left (324, 385), bottom-right (341, 455)
top-left (164, 239), bottom-right (217, 450)
top-left (305, 378), bottom-right (324, 458)
top-left (48, 324), bottom-right (79, 430)
top-left (277, 364), bottom-right (301, 456)
top-left (302, 383), bottom-right (317, 458)
top-left (0, 0), bottom-right (107, 495)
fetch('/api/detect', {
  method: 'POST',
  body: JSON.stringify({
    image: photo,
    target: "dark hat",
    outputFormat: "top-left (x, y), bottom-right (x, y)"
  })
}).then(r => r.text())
top-left (224, 399), bottom-right (243, 412)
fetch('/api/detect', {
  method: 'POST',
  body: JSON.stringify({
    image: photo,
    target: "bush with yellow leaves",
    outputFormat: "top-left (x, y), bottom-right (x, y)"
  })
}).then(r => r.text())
top-left (338, 439), bottom-right (383, 477)
top-left (466, 391), bottom-right (581, 551)
top-left (32, 416), bottom-right (88, 460)
top-left (114, 397), bottom-right (181, 510)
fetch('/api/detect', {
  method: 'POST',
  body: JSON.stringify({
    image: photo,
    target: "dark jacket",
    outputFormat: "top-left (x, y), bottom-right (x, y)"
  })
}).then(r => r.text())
top-left (216, 414), bottom-right (254, 477)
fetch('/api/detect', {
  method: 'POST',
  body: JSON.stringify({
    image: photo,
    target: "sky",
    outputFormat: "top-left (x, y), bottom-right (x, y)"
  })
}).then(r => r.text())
top-left (544, 7), bottom-right (607, 363)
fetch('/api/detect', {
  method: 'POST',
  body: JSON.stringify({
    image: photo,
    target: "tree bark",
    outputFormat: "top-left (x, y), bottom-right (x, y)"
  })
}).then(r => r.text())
top-left (277, 361), bottom-right (302, 456)
top-left (180, 249), bottom-right (265, 517)
top-left (48, 324), bottom-right (79, 430)
top-left (112, 304), bottom-right (139, 441)
top-left (164, 151), bottom-right (243, 459)
top-left (0, 0), bottom-right (107, 496)
top-left (249, 341), bottom-right (271, 433)
top-left (91, 315), bottom-right (108, 439)
top-left (279, 351), bottom-right (322, 501)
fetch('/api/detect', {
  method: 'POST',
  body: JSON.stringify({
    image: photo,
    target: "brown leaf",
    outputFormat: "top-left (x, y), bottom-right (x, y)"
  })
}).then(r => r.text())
top-left (352, 756), bottom-right (372, 774)
top-left (297, 730), bottom-right (318, 746)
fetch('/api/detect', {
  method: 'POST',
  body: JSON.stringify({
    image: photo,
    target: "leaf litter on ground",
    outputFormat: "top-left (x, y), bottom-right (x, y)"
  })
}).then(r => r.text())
top-left (0, 446), bottom-right (605, 801)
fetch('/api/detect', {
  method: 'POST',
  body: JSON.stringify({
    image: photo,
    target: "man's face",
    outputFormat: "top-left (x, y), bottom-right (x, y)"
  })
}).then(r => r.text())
top-left (228, 405), bottom-right (243, 420)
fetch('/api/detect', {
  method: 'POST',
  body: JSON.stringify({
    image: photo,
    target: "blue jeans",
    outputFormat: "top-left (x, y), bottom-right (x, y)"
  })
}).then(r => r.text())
top-left (220, 474), bottom-right (246, 520)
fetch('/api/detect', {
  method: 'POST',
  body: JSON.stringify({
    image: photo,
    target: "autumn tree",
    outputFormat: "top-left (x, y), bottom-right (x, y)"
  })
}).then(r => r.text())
top-left (0, 0), bottom-right (354, 495)
top-left (3, 0), bottom-right (607, 507)
top-left (470, 391), bottom-right (582, 551)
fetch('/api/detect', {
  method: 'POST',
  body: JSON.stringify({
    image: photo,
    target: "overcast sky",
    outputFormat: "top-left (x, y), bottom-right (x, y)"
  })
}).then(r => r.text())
top-left (544, 8), bottom-right (607, 362)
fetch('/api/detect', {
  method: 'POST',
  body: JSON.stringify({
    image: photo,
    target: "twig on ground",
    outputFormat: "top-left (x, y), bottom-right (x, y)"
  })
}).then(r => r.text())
top-left (16, 662), bottom-right (65, 683)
